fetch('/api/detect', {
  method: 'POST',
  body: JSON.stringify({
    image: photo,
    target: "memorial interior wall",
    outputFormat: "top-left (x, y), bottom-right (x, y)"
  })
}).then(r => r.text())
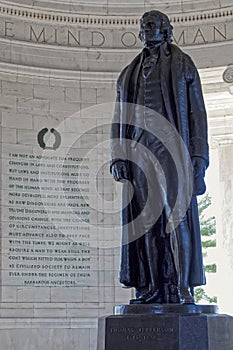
top-left (0, 64), bottom-right (134, 348)
top-left (0, 1), bottom-right (233, 349)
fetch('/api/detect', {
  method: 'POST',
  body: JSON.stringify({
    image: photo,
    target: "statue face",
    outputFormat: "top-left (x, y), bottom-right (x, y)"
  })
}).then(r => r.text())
top-left (139, 15), bottom-right (165, 47)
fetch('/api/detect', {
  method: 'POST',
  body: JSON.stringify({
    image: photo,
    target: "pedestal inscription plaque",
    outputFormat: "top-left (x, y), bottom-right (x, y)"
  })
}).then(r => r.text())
top-left (98, 306), bottom-right (233, 350)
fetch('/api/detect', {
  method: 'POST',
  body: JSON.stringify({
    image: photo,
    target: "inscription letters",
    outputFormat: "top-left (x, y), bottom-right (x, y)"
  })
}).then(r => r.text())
top-left (0, 20), bottom-right (231, 47)
top-left (4, 152), bottom-right (95, 287)
top-left (4, 21), bottom-right (15, 38)
top-left (110, 327), bottom-right (174, 343)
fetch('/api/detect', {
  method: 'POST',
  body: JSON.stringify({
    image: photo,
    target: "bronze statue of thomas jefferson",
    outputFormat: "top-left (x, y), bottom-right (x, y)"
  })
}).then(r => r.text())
top-left (110, 10), bottom-right (209, 304)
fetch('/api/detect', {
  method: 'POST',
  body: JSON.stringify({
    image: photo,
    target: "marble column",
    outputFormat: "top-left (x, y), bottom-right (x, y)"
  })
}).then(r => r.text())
top-left (216, 140), bottom-right (233, 314)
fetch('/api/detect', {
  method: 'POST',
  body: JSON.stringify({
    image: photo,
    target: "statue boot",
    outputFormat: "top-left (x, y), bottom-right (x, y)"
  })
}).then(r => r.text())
top-left (178, 248), bottom-right (194, 304)
top-left (130, 232), bottom-right (163, 304)
top-left (176, 222), bottom-right (195, 304)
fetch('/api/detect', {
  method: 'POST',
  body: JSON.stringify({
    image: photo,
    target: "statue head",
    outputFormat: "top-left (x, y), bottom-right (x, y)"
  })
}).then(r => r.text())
top-left (139, 10), bottom-right (173, 47)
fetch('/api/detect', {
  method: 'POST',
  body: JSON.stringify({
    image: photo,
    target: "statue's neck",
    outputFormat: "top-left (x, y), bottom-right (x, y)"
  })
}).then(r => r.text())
top-left (145, 41), bottom-right (168, 56)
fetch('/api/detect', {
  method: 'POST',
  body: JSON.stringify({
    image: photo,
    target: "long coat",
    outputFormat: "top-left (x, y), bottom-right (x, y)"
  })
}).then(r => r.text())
top-left (110, 43), bottom-right (209, 289)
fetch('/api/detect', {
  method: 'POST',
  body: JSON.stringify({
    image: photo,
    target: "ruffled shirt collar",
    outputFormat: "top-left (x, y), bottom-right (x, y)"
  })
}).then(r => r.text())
top-left (143, 42), bottom-right (170, 58)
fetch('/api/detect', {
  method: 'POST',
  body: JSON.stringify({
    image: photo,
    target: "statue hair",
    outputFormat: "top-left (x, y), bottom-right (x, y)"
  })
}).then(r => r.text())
top-left (139, 10), bottom-right (173, 44)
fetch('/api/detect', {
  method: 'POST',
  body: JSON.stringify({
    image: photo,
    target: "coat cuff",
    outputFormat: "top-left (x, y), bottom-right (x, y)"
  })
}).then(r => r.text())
top-left (190, 137), bottom-right (209, 168)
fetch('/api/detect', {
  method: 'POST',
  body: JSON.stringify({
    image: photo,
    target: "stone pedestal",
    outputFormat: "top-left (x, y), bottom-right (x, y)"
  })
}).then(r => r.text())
top-left (97, 304), bottom-right (233, 350)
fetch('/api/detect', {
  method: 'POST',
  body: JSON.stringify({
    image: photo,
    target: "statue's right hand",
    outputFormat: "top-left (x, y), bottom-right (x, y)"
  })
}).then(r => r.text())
top-left (111, 161), bottom-right (129, 182)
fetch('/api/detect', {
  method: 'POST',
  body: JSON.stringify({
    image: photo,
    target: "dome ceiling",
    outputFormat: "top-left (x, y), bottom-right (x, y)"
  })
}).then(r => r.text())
top-left (1, 0), bottom-right (233, 15)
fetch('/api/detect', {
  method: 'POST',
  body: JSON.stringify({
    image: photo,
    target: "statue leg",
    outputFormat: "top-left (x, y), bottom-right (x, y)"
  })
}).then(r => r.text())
top-left (143, 231), bottom-right (163, 302)
top-left (176, 220), bottom-right (195, 304)
top-left (162, 237), bottom-right (180, 304)
top-left (130, 231), bottom-right (163, 304)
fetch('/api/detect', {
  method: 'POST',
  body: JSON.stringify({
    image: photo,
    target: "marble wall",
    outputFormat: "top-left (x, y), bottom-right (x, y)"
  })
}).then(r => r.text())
top-left (202, 65), bottom-right (233, 315)
top-left (0, 64), bottom-right (132, 349)
top-left (0, 1), bottom-right (233, 349)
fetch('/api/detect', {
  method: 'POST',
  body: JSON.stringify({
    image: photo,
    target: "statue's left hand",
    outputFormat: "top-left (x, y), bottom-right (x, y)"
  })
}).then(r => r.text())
top-left (192, 157), bottom-right (206, 195)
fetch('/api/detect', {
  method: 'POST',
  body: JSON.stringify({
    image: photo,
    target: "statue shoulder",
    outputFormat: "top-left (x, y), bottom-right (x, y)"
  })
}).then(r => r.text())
top-left (170, 44), bottom-right (195, 66)
top-left (170, 44), bottom-right (198, 81)
top-left (117, 65), bottom-right (129, 85)
top-left (116, 52), bottom-right (142, 91)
